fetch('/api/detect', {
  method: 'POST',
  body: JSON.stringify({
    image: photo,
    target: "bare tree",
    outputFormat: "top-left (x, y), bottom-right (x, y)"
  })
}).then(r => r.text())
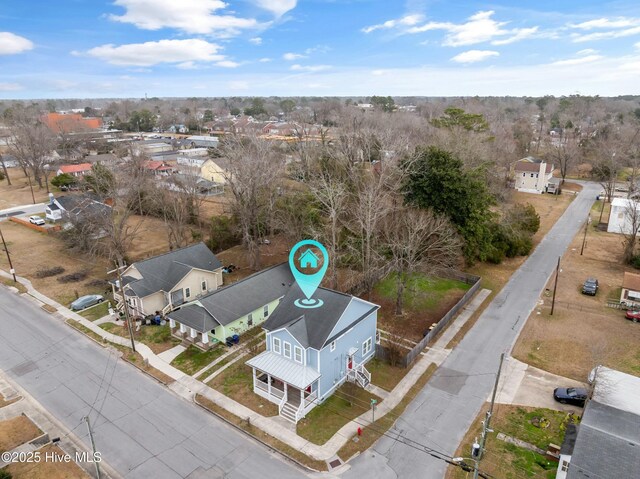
top-left (622, 200), bottom-right (640, 263)
top-left (547, 138), bottom-right (581, 184)
top-left (220, 135), bottom-right (284, 270)
top-left (6, 108), bottom-right (57, 193)
top-left (383, 207), bottom-right (462, 315)
top-left (0, 154), bottom-right (11, 185)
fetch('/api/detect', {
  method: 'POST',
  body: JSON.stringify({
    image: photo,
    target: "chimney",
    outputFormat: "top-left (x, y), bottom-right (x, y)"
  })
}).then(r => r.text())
top-left (48, 193), bottom-right (54, 205)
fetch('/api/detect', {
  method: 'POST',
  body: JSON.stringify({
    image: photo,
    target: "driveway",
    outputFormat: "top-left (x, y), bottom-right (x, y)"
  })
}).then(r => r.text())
top-left (495, 356), bottom-right (586, 413)
top-left (341, 182), bottom-right (601, 479)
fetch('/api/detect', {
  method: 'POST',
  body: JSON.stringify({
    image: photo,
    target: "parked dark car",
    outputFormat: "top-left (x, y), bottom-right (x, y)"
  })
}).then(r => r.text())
top-left (581, 278), bottom-right (599, 296)
top-left (625, 310), bottom-right (640, 322)
top-left (70, 294), bottom-right (104, 311)
top-left (553, 387), bottom-right (588, 407)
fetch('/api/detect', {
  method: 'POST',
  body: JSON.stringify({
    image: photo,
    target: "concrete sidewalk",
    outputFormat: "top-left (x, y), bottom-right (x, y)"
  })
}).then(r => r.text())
top-left (1, 269), bottom-right (491, 462)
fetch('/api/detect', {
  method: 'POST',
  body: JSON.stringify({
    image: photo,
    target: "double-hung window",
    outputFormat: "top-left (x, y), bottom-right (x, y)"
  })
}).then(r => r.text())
top-left (273, 337), bottom-right (281, 354)
top-left (263, 305), bottom-right (269, 317)
top-left (283, 342), bottom-right (292, 358)
top-left (294, 346), bottom-right (303, 363)
top-left (363, 337), bottom-right (372, 355)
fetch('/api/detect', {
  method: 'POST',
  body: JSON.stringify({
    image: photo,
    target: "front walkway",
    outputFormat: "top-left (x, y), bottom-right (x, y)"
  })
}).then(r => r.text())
top-left (157, 344), bottom-right (186, 363)
top-left (0, 269), bottom-right (491, 463)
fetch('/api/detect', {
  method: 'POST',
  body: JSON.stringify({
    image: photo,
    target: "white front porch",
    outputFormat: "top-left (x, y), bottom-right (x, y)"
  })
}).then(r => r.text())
top-left (246, 351), bottom-right (321, 423)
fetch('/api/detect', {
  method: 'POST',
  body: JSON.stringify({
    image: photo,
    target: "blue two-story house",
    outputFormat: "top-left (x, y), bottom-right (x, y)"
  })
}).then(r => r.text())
top-left (246, 284), bottom-right (379, 423)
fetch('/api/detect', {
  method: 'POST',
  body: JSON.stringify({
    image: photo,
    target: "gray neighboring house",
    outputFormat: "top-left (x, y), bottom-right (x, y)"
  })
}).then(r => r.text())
top-left (45, 193), bottom-right (111, 224)
top-left (247, 284), bottom-right (380, 423)
top-left (167, 263), bottom-right (293, 349)
top-left (111, 243), bottom-right (223, 323)
top-left (558, 366), bottom-right (640, 479)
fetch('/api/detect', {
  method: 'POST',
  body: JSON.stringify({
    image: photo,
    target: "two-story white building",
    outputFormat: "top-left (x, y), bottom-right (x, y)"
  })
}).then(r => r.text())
top-left (514, 157), bottom-right (556, 194)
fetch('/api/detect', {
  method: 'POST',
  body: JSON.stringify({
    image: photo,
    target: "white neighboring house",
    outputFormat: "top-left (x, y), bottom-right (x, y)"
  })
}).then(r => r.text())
top-left (607, 198), bottom-right (640, 235)
top-left (513, 157), bottom-right (555, 194)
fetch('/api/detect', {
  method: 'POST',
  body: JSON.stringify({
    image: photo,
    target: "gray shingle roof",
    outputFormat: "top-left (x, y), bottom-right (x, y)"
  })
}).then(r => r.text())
top-left (127, 242), bottom-right (222, 298)
top-left (567, 368), bottom-right (640, 479)
top-left (263, 284), bottom-right (378, 350)
top-left (167, 263), bottom-right (293, 332)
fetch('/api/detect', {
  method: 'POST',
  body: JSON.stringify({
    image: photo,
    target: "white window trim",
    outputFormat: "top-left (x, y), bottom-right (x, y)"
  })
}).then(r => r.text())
top-left (363, 337), bottom-right (372, 355)
top-left (185, 287), bottom-right (191, 299)
top-left (283, 341), bottom-right (292, 359)
top-left (330, 340), bottom-right (336, 352)
top-left (294, 346), bottom-right (303, 364)
top-left (273, 337), bottom-right (281, 354)
top-left (263, 305), bottom-right (269, 317)
top-left (201, 280), bottom-right (207, 291)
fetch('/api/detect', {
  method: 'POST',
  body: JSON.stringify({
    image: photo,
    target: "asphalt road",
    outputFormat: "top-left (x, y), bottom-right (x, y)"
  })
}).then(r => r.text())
top-left (342, 183), bottom-right (601, 479)
top-left (0, 288), bottom-right (309, 479)
top-left (0, 203), bottom-right (46, 221)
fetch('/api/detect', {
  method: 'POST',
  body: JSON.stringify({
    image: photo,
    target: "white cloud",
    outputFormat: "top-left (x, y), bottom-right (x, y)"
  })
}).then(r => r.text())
top-left (570, 17), bottom-right (640, 30)
top-left (635, 42), bottom-right (640, 50)
top-left (259, 57), bottom-right (272, 62)
top-left (362, 14), bottom-right (424, 34)
top-left (249, 37), bottom-right (263, 45)
top-left (85, 39), bottom-right (226, 66)
top-left (551, 54), bottom-right (603, 66)
top-left (283, 52), bottom-right (306, 60)
top-left (110, 0), bottom-right (259, 36)
top-left (0, 82), bottom-right (23, 91)
top-left (368, 10), bottom-right (539, 47)
top-left (451, 49), bottom-right (499, 63)
top-left (216, 60), bottom-right (240, 68)
top-left (290, 64), bottom-right (332, 72)
top-left (568, 16), bottom-right (640, 42)
top-left (0, 32), bottom-right (34, 55)
top-left (252, 0), bottom-right (297, 17)
top-left (571, 26), bottom-right (640, 43)
top-left (577, 48), bottom-right (598, 56)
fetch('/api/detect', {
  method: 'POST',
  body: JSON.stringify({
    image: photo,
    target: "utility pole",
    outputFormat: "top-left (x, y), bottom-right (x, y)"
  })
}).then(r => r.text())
top-left (473, 352), bottom-right (505, 479)
top-left (84, 416), bottom-right (101, 479)
top-left (110, 260), bottom-right (136, 352)
top-left (580, 214), bottom-right (591, 256)
top-left (550, 256), bottom-right (560, 316)
top-left (0, 224), bottom-right (17, 282)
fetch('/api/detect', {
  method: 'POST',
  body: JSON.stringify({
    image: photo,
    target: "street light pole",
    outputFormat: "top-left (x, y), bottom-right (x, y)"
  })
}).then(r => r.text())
top-left (0, 224), bottom-right (17, 282)
top-left (580, 214), bottom-right (591, 256)
top-left (550, 257), bottom-right (561, 316)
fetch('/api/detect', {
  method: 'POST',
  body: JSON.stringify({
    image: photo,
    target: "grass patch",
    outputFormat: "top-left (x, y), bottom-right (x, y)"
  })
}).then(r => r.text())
top-left (367, 358), bottom-right (410, 391)
top-left (207, 347), bottom-right (277, 416)
top-left (66, 319), bottom-right (107, 344)
top-left (297, 384), bottom-right (382, 445)
top-left (123, 351), bottom-right (176, 385)
top-left (375, 274), bottom-right (470, 312)
top-left (447, 405), bottom-right (579, 479)
top-left (195, 394), bottom-right (327, 472)
top-left (4, 444), bottom-right (89, 479)
top-left (171, 344), bottom-right (226, 376)
top-left (0, 278), bottom-right (27, 294)
top-left (337, 363), bottom-right (437, 461)
top-left (78, 301), bottom-right (111, 321)
top-left (100, 322), bottom-right (181, 354)
top-left (41, 303), bottom-right (57, 313)
top-left (0, 415), bottom-right (43, 453)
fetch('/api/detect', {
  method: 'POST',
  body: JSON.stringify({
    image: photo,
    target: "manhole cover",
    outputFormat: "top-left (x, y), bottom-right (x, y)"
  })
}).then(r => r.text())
top-left (329, 459), bottom-right (341, 468)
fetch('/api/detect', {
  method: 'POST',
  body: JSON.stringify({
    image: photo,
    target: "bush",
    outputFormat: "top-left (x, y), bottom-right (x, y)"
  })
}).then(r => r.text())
top-left (630, 254), bottom-right (640, 269)
top-left (0, 470), bottom-right (13, 479)
top-left (51, 173), bottom-right (76, 188)
top-left (57, 271), bottom-right (89, 283)
top-left (0, 170), bottom-right (5, 181)
top-left (34, 266), bottom-right (65, 278)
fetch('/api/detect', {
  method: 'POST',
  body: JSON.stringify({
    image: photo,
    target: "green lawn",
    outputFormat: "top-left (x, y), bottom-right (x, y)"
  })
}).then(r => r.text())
top-left (297, 384), bottom-right (382, 445)
top-left (100, 323), bottom-right (181, 354)
top-left (367, 358), bottom-right (410, 391)
top-left (375, 273), bottom-right (470, 312)
top-left (171, 344), bottom-right (226, 376)
top-left (451, 405), bottom-right (579, 479)
top-left (78, 301), bottom-right (111, 321)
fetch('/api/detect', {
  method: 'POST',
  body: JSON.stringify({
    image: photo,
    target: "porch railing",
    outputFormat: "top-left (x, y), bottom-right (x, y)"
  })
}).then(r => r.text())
top-left (255, 380), bottom-right (284, 399)
top-left (277, 388), bottom-right (288, 415)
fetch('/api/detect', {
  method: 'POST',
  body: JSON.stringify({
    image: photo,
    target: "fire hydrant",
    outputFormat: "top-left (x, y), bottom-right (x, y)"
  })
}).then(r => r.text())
top-left (357, 427), bottom-right (362, 436)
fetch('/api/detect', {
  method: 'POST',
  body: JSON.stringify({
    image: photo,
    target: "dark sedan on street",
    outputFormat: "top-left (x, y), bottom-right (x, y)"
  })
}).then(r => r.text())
top-left (553, 387), bottom-right (588, 407)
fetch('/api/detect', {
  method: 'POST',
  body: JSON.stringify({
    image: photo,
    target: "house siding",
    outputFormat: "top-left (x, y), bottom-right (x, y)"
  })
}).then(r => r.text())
top-left (139, 291), bottom-right (165, 316)
top-left (200, 160), bottom-right (227, 184)
top-left (173, 268), bottom-right (223, 304)
top-left (317, 310), bottom-right (377, 400)
top-left (267, 329), bottom-right (306, 362)
top-left (209, 297), bottom-right (281, 343)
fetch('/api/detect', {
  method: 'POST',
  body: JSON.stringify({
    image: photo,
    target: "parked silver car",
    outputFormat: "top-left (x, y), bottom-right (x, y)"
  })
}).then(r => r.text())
top-left (70, 294), bottom-right (104, 311)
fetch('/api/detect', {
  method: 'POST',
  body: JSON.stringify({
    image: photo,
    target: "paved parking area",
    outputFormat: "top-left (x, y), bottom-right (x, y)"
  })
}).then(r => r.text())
top-left (496, 356), bottom-right (586, 413)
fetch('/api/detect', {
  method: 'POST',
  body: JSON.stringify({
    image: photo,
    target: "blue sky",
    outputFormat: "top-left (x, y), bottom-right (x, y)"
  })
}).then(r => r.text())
top-left (2, 0), bottom-right (640, 98)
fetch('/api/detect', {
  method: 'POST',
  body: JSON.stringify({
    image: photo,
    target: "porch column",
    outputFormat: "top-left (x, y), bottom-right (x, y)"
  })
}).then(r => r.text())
top-left (252, 368), bottom-right (256, 391)
top-left (300, 388), bottom-right (304, 406)
top-left (190, 327), bottom-right (198, 339)
top-left (267, 374), bottom-right (272, 396)
top-left (169, 318), bottom-right (175, 328)
top-left (202, 332), bottom-right (209, 344)
top-left (179, 323), bottom-right (186, 334)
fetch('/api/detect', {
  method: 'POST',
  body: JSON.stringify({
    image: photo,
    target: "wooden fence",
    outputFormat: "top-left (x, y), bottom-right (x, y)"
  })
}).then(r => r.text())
top-left (9, 216), bottom-right (61, 234)
top-left (375, 270), bottom-right (481, 368)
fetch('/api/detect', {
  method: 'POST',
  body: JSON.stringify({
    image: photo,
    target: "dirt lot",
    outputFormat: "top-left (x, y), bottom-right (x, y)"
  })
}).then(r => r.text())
top-left (0, 221), bottom-right (111, 305)
top-left (0, 415), bottom-right (42, 453)
top-left (4, 444), bottom-right (89, 478)
top-left (0, 168), bottom-right (51, 209)
top-left (512, 217), bottom-right (640, 381)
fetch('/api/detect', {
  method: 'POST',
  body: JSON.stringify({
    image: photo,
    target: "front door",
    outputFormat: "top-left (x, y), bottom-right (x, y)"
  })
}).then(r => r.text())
top-left (347, 355), bottom-right (353, 370)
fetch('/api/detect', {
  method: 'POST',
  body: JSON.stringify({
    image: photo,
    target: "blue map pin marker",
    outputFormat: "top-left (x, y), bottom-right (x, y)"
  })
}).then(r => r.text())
top-left (289, 240), bottom-right (329, 309)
